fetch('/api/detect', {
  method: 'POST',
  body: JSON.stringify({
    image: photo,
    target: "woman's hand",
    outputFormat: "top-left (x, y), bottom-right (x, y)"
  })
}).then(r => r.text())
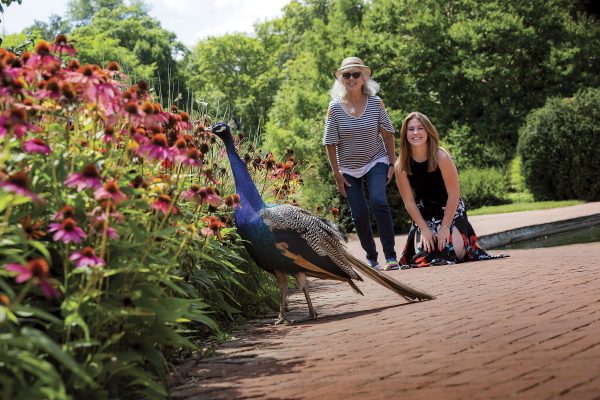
top-left (334, 172), bottom-right (350, 198)
top-left (437, 225), bottom-right (451, 251)
top-left (386, 165), bottom-right (394, 184)
top-left (419, 227), bottom-right (436, 253)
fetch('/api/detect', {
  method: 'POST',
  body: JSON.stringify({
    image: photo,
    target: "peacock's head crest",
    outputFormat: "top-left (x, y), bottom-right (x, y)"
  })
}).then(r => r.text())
top-left (211, 122), bottom-right (231, 142)
top-left (211, 118), bottom-right (240, 143)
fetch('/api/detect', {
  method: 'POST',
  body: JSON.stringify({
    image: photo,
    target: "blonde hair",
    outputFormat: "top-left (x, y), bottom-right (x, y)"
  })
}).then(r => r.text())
top-left (329, 73), bottom-right (380, 99)
top-left (397, 112), bottom-right (440, 175)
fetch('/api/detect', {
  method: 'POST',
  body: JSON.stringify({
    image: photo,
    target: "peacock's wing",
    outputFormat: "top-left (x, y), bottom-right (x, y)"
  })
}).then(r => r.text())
top-left (260, 204), bottom-right (361, 280)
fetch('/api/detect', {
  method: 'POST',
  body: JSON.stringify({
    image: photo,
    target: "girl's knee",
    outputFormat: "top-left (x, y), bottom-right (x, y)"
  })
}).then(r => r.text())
top-left (452, 228), bottom-right (466, 260)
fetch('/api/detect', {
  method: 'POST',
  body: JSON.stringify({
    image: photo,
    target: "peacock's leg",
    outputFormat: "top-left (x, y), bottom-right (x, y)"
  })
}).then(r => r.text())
top-left (296, 272), bottom-right (318, 320)
top-left (274, 270), bottom-right (290, 325)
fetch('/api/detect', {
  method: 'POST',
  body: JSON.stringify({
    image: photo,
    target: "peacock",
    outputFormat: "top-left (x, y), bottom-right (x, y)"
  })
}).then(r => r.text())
top-left (212, 122), bottom-right (434, 324)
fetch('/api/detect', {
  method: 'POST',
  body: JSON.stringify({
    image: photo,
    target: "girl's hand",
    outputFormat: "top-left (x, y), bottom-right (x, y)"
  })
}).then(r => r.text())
top-left (437, 225), bottom-right (451, 251)
top-left (420, 227), bottom-right (436, 253)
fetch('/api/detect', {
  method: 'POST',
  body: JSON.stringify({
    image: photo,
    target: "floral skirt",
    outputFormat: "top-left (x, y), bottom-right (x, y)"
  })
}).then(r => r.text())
top-left (399, 198), bottom-right (508, 268)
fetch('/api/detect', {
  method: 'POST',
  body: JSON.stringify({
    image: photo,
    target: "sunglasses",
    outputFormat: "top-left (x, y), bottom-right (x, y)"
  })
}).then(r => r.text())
top-left (342, 71), bottom-right (362, 80)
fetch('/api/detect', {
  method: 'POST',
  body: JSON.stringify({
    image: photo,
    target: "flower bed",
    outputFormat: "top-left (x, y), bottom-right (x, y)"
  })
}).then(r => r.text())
top-left (0, 36), bottom-right (301, 399)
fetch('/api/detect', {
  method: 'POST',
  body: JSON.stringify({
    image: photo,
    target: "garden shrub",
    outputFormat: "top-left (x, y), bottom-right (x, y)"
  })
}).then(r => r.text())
top-left (460, 168), bottom-right (508, 210)
top-left (517, 87), bottom-right (600, 201)
top-left (0, 37), bottom-right (298, 399)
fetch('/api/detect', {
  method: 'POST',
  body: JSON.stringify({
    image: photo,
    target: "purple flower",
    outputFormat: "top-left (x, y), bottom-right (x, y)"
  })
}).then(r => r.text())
top-left (69, 247), bottom-right (105, 268)
top-left (94, 180), bottom-right (127, 204)
top-left (181, 185), bottom-right (221, 207)
top-left (151, 194), bottom-right (178, 215)
top-left (136, 133), bottom-right (173, 161)
top-left (65, 164), bottom-right (102, 192)
top-left (175, 147), bottom-right (203, 168)
top-left (4, 258), bottom-right (60, 299)
top-left (23, 138), bottom-right (51, 154)
top-left (48, 217), bottom-right (87, 244)
top-left (0, 171), bottom-right (40, 201)
top-left (0, 108), bottom-right (35, 139)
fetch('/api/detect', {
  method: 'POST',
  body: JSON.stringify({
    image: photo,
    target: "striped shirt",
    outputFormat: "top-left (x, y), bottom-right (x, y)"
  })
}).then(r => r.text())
top-left (323, 96), bottom-right (395, 177)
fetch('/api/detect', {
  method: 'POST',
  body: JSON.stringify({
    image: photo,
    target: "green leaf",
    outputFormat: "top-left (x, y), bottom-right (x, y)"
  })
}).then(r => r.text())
top-left (12, 304), bottom-right (62, 324)
top-left (21, 327), bottom-right (98, 388)
top-left (64, 313), bottom-right (91, 341)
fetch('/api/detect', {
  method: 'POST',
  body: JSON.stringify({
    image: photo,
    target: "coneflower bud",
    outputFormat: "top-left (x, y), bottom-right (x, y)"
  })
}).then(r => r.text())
top-left (106, 61), bottom-right (120, 72)
top-left (61, 82), bottom-right (75, 99)
top-left (104, 125), bottom-right (115, 137)
top-left (67, 59), bottom-right (80, 70)
top-left (45, 77), bottom-right (59, 92)
top-left (199, 143), bottom-right (210, 154)
top-left (79, 64), bottom-right (94, 77)
top-left (29, 258), bottom-right (49, 279)
top-left (141, 101), bottom-right (154, 114)
top-left (7, 171), bottom-right (30, 190)
top-left (53, 34), bottom-right (68, 45)
top-left (124, 101), bottom-right (139, 115)
top-left (137, 80), bottom-right (149, 93)
top-left (20, 50), bottom-right (31, 64)
top-left (35, 40), bottom-right (51, 56)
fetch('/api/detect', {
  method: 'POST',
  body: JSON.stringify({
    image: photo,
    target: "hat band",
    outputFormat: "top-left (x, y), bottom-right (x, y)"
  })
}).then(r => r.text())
top-left (337, 63), bottom-right (369, 71)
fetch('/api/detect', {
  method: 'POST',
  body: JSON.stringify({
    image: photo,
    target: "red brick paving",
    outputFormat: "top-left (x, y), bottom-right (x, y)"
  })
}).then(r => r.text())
top-left (170, 205), bottom-right (600, 400)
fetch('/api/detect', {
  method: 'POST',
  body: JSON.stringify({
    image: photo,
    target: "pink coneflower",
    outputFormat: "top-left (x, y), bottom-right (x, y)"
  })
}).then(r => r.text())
top-left (151, 194), bottom-right (178, 215)
top-left (137, 133), bottom-right (173, 161)
top-left (26, 40), bottom-right (60, 71)
top-left (0, 108), bottom-right (35, 139)
top-left (201, 216), bottom-right (226, 240)
top-left (20, 216), bottom-right (46, 239)
top-left (48, 217), bottom-right (87, 244)
top-left (69, 247), bottom-right (105, 269)
top-left (4, 258), bottom-right (60, 299)
top-left (224, 193), bottom-right (241, 208)
top-left (0, 171), bottom-right (40, 201)
top-left (50, 34), bottom-right (76, 56)
top-left (175, 147), bottom-right (203, 167)
top-left (23, 138), bottom-right (51, 154)
top-left (65, 64), bottom-right (120, 116)
top-left (139, 101), bottom-right (169, 128)
top-left (54, 204), bottom-right (76, 220)
top-left (34, 77), bottom-right (61, 101)
top-left (87, 215), bottom-right (119, 240)
top-left (271, 161), bottom-right (297, 179)
top-left (65, 164), bottom-right (103, 192)
top-left (94, 180), bottom-right (127, 204)
top-left (181, 185), bottom-right (221, 207)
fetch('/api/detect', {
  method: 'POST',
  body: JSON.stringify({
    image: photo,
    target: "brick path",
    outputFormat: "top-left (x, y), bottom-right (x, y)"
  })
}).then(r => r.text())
top-left (170, 205), bottom-right (600, 400)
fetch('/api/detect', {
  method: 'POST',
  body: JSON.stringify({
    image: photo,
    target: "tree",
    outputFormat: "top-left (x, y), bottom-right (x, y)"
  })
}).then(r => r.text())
top-left (69, 0), bottom-right (188, 105)
top-left (362, 0), bottom-right (600, 167)
top-left (183, 33), bottom-right (279, 136)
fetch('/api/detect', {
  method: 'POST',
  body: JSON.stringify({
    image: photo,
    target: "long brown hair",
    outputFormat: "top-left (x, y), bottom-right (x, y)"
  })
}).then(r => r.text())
top-left (396, 112), bottom-right (440, 175)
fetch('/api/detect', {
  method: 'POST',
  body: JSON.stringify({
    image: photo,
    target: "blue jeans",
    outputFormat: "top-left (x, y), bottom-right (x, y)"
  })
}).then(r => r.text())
top-left (343, 162), bottom-right (396, 264)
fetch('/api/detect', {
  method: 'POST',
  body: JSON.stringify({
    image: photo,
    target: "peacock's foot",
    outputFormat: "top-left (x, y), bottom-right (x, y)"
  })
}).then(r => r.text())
top-left (274, 316), bottom-right (291, 325)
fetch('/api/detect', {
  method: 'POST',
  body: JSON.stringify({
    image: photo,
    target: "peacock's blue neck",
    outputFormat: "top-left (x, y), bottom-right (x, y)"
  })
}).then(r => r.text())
top-left (222, 135), bottom-right (265, 213)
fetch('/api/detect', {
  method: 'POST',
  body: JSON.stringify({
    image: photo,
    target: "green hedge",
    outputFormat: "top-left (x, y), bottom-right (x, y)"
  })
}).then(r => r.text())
top-left (517, 87), bottom-right (600, 201)
top-left (460, 168), bottom-right (509, 210)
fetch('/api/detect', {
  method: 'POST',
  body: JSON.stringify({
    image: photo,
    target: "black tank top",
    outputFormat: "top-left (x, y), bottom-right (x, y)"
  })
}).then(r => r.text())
top-left (407, 159), bottom-right (447, 204)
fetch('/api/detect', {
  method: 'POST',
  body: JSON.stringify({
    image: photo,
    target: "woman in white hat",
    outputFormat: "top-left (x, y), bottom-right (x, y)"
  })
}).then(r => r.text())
top-left (323, 56), bottom-right (399, 271)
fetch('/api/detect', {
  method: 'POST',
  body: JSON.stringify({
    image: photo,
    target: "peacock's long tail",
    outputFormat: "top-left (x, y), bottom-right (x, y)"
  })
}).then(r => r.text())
top-left (345, 252), bottom-right (436, 302)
